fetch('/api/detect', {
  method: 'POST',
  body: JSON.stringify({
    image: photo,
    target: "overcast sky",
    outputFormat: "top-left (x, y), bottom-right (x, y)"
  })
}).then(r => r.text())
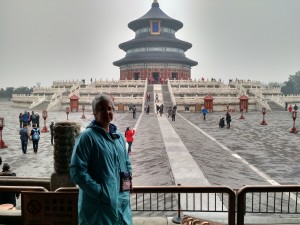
top-left (0, 0), bottom-right (299, 89)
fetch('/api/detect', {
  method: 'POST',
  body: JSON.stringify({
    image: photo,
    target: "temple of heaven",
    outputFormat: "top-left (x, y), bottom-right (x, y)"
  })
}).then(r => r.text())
top-left (113, 0), bottom-right (198, 84)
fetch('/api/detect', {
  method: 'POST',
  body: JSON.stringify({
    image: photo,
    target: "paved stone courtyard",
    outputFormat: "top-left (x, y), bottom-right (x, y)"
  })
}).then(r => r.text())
top-left (1, 100), bottom-right (300, 188)
top-left (1, 99), bottom-right (300, 223)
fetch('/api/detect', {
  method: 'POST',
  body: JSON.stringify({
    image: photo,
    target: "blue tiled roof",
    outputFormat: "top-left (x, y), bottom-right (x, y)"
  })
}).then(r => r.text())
top-left (119, 36), bottom-right (192, 51)
top-left (113, 52), bottom-right (198, 67)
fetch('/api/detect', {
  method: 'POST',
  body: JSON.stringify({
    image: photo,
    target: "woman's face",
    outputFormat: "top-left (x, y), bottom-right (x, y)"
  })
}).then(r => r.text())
top-left (95, 100), bottom-right (114, 126)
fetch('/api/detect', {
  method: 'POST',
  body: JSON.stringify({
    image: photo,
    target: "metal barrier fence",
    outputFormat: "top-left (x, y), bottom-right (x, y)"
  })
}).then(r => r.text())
top-left (57, 186), bottom-right (236, 225)
top-left (237, 185), bottom-right (300, 225)
top-left (1, 181), bottom-right (300, 225)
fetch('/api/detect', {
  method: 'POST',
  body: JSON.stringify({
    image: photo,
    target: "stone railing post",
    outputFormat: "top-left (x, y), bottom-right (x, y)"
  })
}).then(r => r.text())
top-left (50, 121), bottom-right (80, 191)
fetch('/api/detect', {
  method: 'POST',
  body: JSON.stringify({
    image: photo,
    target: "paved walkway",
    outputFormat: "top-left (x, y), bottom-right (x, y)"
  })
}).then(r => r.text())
top-left (1, 99), bottom-right (300, 224)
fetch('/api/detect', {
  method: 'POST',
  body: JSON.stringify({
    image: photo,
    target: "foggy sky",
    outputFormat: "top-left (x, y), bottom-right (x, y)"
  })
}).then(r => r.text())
top-left (0, 0), bottom-right (299, 89)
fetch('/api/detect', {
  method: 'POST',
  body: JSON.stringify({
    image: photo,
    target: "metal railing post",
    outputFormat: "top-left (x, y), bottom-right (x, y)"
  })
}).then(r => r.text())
top-left (172, 183), bottom-right (181, 224)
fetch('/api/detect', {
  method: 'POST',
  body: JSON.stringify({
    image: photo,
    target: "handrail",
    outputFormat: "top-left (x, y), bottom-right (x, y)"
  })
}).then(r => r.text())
top-left (29, 94), bottom-right (46, 109)
top-left (0, 177), bottom-right (50, 190)
top-left (142, 79), bottom-right (148, 112)
top-left (0, 186), bottom-right (48, 192)
top-left (167, 79), bottom-right (176, 106)
top-left (47, 91), bottom-right (63, 111)
top-left (237, 185), bottom-right (300, 225)
top-left (55, 187), bottom-right (79, 192)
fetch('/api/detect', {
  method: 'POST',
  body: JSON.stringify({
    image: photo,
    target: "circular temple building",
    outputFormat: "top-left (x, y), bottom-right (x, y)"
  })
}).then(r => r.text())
top-left (113, 0), bottom-right (198, 84)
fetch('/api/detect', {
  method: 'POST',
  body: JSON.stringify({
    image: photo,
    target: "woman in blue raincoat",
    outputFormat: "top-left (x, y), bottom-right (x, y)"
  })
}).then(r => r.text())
top-left (70, 94), bottom-right (133, 225)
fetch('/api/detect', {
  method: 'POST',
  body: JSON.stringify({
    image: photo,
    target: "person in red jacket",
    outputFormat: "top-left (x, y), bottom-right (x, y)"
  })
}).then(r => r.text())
top-left (125, 127), bottom-right (135, 155)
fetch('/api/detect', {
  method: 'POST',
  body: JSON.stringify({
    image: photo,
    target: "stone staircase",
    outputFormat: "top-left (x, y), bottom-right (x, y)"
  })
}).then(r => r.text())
top-left (144, 84), bottom-right (154, 112)
top-left (267, 100), bottom-right (285, 111)
top-left (161, 84), bottom-right (173, 109)
top-left (31, 100), bottom-right (50, 111)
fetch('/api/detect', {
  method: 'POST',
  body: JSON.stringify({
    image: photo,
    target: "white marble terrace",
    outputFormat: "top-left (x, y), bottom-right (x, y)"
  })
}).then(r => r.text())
top-left (10, 79), bottom-right (300, 112)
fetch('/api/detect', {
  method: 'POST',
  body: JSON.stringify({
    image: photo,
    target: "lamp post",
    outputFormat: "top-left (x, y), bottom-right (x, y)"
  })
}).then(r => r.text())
top-left (0, 117), bottom-right (8, 148)
top-left (81, 105), bottom-right (86, 119)
top-left (290, 111), bottom-right (298, 133)
top-left (239, 106), bottom-right (245, 119)
top-left (260, 107), bottom-right (267, 125)
top-left (41, 110), bottom-right (49, 132)
top-left (66, 107), bottom-right (70, 120)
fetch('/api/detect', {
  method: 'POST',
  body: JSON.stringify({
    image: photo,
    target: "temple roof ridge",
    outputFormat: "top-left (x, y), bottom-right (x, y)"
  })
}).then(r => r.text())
top-left (128, 1), bottom-right (183, 31)
top-left (152, 0), bottom-right (159, 8)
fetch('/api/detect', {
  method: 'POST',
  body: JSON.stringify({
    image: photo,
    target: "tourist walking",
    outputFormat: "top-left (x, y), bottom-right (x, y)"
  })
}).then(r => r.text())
top-left (70, 94), bottom-right (132, 225)
top-left (160, 103), bottom-right (164, 113)
top-left (30, 111), bottom-right (38, 125)
top-left (184, 105), bottom-right (190, 111)
top-left (294, 104), bottom-right (298, 111)
top-left (36, 112), bottom-right (40, 128)
top-left (156, 104), bottom-right (160, 114)
top-left (27, 111), bottom-right (31, 126)
top-left (21, 111), bottom-right (29, 126)
top-left (201, 107), bottom-right (208, 120)
top-left (288, 105), bottom-right (293, 113)
top-left (159, 104), bottom-right (164, 116)
top-left (50, 122), bottom-right (55, 145)
top-left (168, 107), bottom-right (172, 118)
top-left (219, 117), bottom-right (225, 128)
top-left (132, 105), bottom-right (136, 119)
top-left (226, 112), bottom-right (232, 128)
top-left (146, 104), bottom-right (150, 114)
top-left (172, 106), bottom-right (176, 121)
top-left (19, 123), bottom-right (30, 154)
top-left (125, 127), bottom-right (135, 155)
top-left (30, 123), bottom-right (40, 153)
top-left (0, 163), bottom-right (19, 207)
top-left (19, 113), bottom-right (23, 128)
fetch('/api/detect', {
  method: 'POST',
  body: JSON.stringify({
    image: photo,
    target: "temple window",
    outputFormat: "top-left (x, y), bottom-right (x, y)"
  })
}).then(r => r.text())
top-left (150, 20), bottom-right (160, 35)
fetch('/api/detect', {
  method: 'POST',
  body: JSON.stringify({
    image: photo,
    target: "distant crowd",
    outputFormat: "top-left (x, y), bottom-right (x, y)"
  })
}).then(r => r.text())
top-left (18, 111), bottom-right (40, 128)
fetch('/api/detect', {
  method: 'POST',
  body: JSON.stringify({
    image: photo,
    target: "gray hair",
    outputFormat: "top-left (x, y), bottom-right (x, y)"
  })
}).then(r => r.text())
top-left (92, 94), bottom-right (114, 115)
